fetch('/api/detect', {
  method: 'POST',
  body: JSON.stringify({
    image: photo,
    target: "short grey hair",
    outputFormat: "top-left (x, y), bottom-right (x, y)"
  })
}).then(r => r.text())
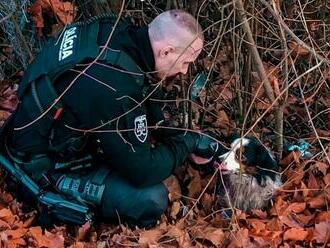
top-left (149, 9), bottom-right (204, 48)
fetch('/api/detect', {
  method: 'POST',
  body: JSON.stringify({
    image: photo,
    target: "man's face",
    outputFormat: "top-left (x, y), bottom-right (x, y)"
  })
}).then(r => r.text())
top-left (155, 37), bottom-right (203, 79)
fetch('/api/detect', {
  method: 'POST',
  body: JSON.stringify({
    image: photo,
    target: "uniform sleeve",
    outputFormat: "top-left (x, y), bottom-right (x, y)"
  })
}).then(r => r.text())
top-left (97, 131), bottom-right (198, 187)
top-left (96, 96), bottom-right (199, 187)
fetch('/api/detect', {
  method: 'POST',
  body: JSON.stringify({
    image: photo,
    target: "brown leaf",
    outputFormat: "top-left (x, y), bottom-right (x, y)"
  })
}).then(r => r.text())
top-left (6, 229), bottom-right (27, 239)
top-left (44, 230), bottom-right (65, 248)
top-left (323, 174), bottom-right (330, 185)
top-left (235, 210), bottom-right (247, 221)
top-left (164, 223), bottom-right (191, 248)
top-left (170, 201), bottom-right (180, 220)
top-left (29, 1), bottom-right (44, 30)
top-left (0, 208), bottom-right (14, 223)
top-left (7, 238), bottom-right (26, 248)
top-left (0, 208), bottom-right (13, 218)
top-left (0, 192), bottom-right (14, 204)
top-left (0, 219), bottom-right (10, 228)
top-left (307, 195), bottom-right (326, 208)
top-left (314, 162), bottom-right (328, 176)
top-left (163, 175), bottom-right (181, 202)
top-left (316, 211), bottom-right (330, 223)
top-left (71, 242), bottom-right (85, 248)
top-left (324, 66), bottom-right (330, 80)
top-left (29, 0), bottom-right (76, 36)
top-left (215, 83), bottom-right (233, 102)
top-left (76, 221), bottom-right (91, 241)
top-left (256, 101), bottom-right (272, 110)
top-left (313, 222), bottom-right (330, 243)
top-left (249, 220), bottom-right (266, 235)
top-left (284, 202), bottom-right (306, 214)
top-left (192, 225), bottom-right (225, 247)
top-left (139, 229), bottom-right (164, 246)
top-left (187, 167), bottom-right (202, 198)
top-left (23, 215), bottom-right (36, 228)
top-left (203, 227), bottom-right (225, 247)
top-left (56, 1), bottom-right (76, 24)
top-left (315, 129), bottom-right (330, 136)
top-left (213, 110), bottom-right (231, 135)
top-left (264, 63), bottom-right (282, 98)
top-left (288, 41), bottom-right (309, 56)
top-left (280, 151), bottom-right (301, 166)
top-left (307, 172), bottom-right (319, 191)
top-left (282, 166), bottom-right (305, 189)
top-left (279, 215), bottom-right (301, 228)
top-left (201, 193), bottom-right (214, 212)
top-left (28, 226), bottom-right (64, 248)
top-left (266, 218), bottom-right (282, 232)
top-left (270, 196), bottom-right (288, 216)
top-left (228, 228), bottom-right (252, 248)
top-left (251, 209), bottom-right (268, 219)
top-left (301, 181), bottom-right (309, 198)
top-left (219, 64), bottom-right (232, 80)
top-left (283, 243), bottom-right (290, 248)
top-left (283, 228), bottom-right (308, 241)
top-left (294, 213), bottom-right (314, 226)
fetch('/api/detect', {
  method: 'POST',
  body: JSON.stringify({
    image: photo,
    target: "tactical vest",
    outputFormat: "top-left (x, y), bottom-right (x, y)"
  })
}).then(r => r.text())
top-left (16, 13), bottom-right (145, 138)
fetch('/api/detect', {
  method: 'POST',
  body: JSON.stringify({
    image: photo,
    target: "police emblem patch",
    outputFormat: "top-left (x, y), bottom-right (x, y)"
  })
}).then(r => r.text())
top-left (134, 115), bottom-right (148, 143)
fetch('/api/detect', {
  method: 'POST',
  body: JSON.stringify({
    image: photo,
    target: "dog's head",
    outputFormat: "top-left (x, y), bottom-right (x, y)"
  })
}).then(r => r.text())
top-left (216, 137), bottom-right (282, 212)
top-left (217, 137), bottom-right (279, 183)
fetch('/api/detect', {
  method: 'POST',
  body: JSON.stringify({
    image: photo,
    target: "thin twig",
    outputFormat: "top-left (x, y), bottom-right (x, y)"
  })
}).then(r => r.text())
top-left (260, 0), bottom-right (330, 65)
top-left (235, 0), bottom-right (276, 104)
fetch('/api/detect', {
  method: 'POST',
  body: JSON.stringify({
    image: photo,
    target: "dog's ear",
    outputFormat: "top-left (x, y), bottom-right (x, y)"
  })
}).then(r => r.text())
top-left (254, 142), bottom-right (279, 181)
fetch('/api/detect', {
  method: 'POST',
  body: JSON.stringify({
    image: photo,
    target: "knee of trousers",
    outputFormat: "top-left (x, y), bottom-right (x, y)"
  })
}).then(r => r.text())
top-left (137, 184), bottom-right (169, 220)
top-left (101, 181), bottom-right (169, 224)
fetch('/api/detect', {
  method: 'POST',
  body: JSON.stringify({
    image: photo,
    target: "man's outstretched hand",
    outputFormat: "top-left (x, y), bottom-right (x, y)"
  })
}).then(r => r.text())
top-left (190, 134), bottom-right (228, 166)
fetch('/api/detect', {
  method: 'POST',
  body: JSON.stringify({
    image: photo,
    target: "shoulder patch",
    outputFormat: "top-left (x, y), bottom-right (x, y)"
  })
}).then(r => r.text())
top-left (134, 114), bottom-right (148, 143)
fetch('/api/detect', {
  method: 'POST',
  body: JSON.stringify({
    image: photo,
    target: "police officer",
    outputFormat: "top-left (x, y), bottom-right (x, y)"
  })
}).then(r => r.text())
top-left (4, 10), bottom-right (221, 226)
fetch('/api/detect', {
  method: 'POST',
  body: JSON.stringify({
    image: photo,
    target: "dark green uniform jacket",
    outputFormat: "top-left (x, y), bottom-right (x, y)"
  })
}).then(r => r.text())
top-left (9, 18), bottom-right (198, 187)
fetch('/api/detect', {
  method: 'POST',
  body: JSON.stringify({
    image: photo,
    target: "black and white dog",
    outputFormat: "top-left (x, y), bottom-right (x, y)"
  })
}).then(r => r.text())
top-left (190, 136), bottom-right (282, 212)
top-left (215, 137), bottom-right (282, 212)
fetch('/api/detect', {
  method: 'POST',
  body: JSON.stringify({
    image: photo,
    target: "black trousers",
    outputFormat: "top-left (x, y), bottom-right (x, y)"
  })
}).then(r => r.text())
top-left (51, 167), bottom-right (169, 227)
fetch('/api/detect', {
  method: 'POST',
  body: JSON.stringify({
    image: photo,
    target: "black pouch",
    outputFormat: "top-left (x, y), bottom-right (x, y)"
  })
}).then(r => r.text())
top-left (23, 154), bottom-right (53, 182)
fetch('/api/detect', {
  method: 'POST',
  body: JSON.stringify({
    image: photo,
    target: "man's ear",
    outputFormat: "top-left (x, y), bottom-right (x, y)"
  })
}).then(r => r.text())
top-left (160, 45), bottom-right (175, 58)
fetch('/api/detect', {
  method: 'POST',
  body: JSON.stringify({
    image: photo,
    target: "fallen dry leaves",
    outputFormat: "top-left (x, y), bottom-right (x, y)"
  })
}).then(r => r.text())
top-left (0, 200), bottom-right (65, 248)
top-left (1, 2), bottom-right (330, 247)
top-left (29, 0), bottom-right (76, 36)
top-left (0, 144), bottom-right (327, 247)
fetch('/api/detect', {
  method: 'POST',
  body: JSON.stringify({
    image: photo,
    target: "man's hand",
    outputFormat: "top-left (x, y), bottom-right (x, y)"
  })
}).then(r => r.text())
top-left (189, 134), bottom-right (228, 166)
